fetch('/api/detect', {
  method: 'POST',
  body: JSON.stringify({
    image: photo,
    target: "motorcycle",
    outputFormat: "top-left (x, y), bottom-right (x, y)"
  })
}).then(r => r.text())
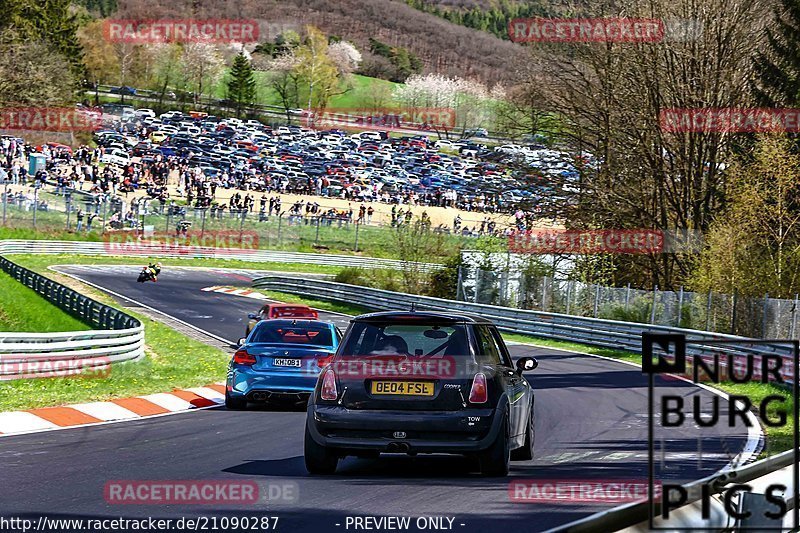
top-left (137, 266), bottom-right (158, 283)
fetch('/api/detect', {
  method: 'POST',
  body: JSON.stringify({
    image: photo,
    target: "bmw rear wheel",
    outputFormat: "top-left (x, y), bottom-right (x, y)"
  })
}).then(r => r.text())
top-left (225, 390), bottom-right (247, 410)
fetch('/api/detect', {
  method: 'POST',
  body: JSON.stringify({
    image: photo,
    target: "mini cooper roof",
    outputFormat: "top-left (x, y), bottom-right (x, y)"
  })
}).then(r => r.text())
top-left (352, 310), bottom-right (494, 325)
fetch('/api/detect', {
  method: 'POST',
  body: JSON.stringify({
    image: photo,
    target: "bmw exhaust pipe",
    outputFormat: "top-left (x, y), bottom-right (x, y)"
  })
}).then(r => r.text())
top-left (252, 392), bottom-right (269, 401)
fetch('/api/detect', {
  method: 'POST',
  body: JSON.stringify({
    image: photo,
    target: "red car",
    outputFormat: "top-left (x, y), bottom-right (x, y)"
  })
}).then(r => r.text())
top-left (246, 304), bottom-right (319, 335)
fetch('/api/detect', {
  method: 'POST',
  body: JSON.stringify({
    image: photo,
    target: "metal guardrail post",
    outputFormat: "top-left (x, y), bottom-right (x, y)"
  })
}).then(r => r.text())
top-left (65, 194), bottom-right (71, 230)
top-left (650, 285), bottom-right (658, 324)
top-left (2, 180), bottom-right (7, 226)
top-left (624, 283), bottom-right (631, 312)
top-left (101, 198), bottom-right (107, 235)
top-left (32, 187), bottom-right (38, 229)
top-left (593, 284), bottom-right (600, 317)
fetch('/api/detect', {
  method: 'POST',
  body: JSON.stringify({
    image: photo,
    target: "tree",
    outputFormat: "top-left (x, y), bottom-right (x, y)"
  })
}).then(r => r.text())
top-left (181, 43), bottom-right (224, 107)
top-left (227, 52), bottom-right (257, 117)
top-left (394, 73), bottom-right (495, 137)
top-left (268, 52), bottom-right (301, 122)
top-left (327, 41), bottom-right (362, 77)
top-left (7, 0), bottom-right (85, 77)
top-left (294, 26), bottom-right (340, 112)
top-left (752, 0), bottom-right (800, 107)
top-left (515, 0), bottom-right (767, 288)
top-left (78, 20), bottom-right (119, 85)
top-left (691, 135), bottom-right (800, 299)
top-left (0, 32), bottom-right (76, 106)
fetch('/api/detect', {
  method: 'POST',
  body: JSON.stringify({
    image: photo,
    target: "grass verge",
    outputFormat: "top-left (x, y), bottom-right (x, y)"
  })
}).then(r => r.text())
top-left (0, 311), bottom-right (229, 411)
top-left (0, 263), bottom-right (231, 411)
top-left (0, 271), bottom-right (90, 332)
top-left (9, 254), bottom-right (343, 275)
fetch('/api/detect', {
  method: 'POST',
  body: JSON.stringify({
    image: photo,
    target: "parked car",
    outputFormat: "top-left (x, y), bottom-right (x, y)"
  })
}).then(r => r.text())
top-left (100, 148), bottom-right (132, 167)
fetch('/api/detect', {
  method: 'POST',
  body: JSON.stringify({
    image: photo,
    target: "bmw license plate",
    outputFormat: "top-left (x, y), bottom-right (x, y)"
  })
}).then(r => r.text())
top-left (273, 358), bottom-right (302, 367)
top-left (371, 381), bottom-right (434, 396)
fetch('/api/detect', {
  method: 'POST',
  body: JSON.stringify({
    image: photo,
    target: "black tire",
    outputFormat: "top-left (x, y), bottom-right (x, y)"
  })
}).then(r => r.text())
top-left (479, 410), bottom-right (510, 476)
top-left (511, 403), bottom-right (535, 461)
top-left (304, 423), bottom-right (339, 474)
top-left (225, 390), bottom-right (247, 410)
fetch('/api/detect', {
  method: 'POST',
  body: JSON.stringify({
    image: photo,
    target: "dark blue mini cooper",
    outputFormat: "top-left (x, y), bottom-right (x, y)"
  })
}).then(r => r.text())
top-left (304, 311), bottom-right (537, 476)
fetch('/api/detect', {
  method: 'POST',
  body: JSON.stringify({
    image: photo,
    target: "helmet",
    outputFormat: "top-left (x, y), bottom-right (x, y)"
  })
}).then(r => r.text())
top-left (156, 262), bottom-right (162, 268)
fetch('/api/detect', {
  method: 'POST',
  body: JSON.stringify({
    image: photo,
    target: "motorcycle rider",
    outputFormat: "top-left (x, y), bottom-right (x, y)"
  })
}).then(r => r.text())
top-left (146, 261), bottom-right (162, 282)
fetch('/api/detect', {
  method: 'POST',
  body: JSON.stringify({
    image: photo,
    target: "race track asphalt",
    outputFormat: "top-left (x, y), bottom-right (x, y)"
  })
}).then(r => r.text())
top-left (0, 265), bottom-right (757, 532)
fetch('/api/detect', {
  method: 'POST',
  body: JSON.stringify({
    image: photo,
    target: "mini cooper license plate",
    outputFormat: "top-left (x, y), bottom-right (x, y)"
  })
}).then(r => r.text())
top-left (371, 381), bottom-right (434, 396)
top-left (273, 358), bottom-right (302, 367)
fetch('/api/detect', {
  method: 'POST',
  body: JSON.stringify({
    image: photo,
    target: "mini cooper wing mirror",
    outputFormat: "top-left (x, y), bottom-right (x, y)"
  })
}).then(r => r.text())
top-left (247, 313), bottom-right (259, 320)
top-left (516, 357), bottom-right (538, 373)
top-left (237, 337), bottom-right (246, 347)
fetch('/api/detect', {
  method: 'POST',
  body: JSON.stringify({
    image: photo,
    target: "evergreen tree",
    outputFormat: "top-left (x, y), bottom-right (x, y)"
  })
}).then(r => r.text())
top-left (227, 52), bottom-right (257, 118)
top-left (3, 0), bottom-right (85, 78)
top-left (752, 0), bottom-right (800, 107)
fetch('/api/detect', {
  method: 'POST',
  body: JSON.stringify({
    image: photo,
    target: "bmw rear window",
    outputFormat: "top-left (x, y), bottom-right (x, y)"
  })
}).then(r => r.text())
top-left (250, 323), bottom-right (333, 347)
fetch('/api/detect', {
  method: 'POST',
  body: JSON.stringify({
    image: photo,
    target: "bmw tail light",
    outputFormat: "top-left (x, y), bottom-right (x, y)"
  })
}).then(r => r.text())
top-left (233, 349), bottom-right (257, 365)
top-left (320, 369), bottom-right (338, 400)
top-left (468, 373), bottom-right (488, 404)
top-left (317, 355), bottom-right (334, 368)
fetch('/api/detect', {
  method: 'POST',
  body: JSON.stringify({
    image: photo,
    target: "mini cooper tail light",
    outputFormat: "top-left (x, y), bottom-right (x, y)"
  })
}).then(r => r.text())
top-left (320, 369), bottom-right (338, 400)
top-left (468, 372), bottom-right (488, 403)
top-left (233, 349), bottom-right (257, 365)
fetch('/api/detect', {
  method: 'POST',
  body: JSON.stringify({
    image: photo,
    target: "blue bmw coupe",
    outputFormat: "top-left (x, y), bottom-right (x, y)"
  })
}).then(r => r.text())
top-left (225, 319), bottom-right (342, 409)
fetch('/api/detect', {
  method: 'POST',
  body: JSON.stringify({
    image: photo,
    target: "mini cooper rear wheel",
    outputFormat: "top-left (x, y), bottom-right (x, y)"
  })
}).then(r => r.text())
top-left (304, 424), bottom-right (339, 474)
top-left (479, 411), bottom-right (510, 476)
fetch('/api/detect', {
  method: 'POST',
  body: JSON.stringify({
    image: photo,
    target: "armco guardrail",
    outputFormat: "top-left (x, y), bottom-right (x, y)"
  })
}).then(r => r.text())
top-left (251, 276), bottom-right (795, 381)
top-left (0, 240), bottom-right (442, 272)
top-left (0, 256), bottom-right (143, 379)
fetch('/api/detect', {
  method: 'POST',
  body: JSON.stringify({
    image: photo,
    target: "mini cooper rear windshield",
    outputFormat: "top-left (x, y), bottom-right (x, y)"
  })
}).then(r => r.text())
top-left (340, 323), bottom-right (470, 357)
top-left (250, 323), bottom-right (333, 347)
